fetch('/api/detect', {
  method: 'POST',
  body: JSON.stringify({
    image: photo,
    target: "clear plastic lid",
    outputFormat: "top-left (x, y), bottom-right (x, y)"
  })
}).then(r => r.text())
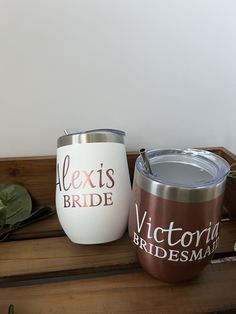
top-left (136, 149), bottom-right (230, 188)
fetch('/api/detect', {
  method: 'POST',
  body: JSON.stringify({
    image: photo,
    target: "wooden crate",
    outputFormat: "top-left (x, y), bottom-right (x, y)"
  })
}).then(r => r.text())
top-left (0, 147), bottom-right (235, 314)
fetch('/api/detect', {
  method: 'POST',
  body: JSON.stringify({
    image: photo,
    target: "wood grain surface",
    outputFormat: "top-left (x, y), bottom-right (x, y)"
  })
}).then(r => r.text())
top-left (0, 233), bottom-right (137, 282)
top-left (0, 262), bottom-right (236, 314)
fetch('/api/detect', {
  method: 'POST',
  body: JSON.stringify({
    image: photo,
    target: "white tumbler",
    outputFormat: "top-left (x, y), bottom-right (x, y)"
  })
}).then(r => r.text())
top-left (56, 129), bottom-right (131, 244)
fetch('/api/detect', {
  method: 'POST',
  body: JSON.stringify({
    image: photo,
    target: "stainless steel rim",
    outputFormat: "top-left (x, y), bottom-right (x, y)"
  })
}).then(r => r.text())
top-left (57, 129), bottom-right (125, 147)
top-left (134, 169), bottom-right (226, 203)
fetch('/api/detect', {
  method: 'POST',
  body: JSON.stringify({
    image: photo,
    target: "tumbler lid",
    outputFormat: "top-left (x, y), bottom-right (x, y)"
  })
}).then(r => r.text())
top-left (137, 149), bottom-right (230, 189)
top-left (135, 149), bottom-right (230, 202)
top-left (57, 129), bottom-right (125, 147)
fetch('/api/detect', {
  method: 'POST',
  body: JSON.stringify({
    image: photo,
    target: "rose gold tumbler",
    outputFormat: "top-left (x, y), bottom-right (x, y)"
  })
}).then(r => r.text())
top-left (128, 149), bottom-right (230, 282)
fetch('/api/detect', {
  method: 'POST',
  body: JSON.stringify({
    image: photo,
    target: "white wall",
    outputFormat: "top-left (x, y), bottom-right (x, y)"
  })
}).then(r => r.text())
top-left (0, 0), bottom-right (235, 157)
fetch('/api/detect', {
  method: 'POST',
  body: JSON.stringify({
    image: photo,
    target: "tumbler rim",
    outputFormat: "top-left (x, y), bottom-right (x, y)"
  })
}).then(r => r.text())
top-left (57, 129), bottom-right (125, 147)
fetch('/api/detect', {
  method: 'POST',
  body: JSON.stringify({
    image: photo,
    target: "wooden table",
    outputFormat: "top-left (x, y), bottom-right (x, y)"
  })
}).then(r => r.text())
top-left (0, 148), bottom-right (236, 313)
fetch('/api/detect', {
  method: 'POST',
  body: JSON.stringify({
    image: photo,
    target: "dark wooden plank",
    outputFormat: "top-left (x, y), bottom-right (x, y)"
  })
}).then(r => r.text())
top-left (0, 156), bottom-right (56, 206)
top-left (1, 221), bottom-right (235, 282)
top-left (206, 310), bottom-right (236, 314)
top-left (224, 177), bottom-right (236, 220)
top-left (217, 220), bottom-right (236, 255)
top-left (0, 262), bottom-right (236, 314)
top-left (210, 147), bottom-right (236, 164)
top-left (214, 148), bottom-right (236, 219)
top-left (0, 233), bottom-right (137, 282)
top-left (8, 214), bottom-right (63, 240)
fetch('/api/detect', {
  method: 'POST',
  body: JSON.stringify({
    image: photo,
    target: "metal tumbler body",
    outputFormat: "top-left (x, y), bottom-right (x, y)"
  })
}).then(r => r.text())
top-left (128, 149), bottom-right (230, 282)
top-left (56, 129), bottom-right (131, 244)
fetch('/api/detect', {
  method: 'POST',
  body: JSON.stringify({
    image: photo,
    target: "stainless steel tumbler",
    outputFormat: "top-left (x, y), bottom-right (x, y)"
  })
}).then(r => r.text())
top-left (128, 149), bottom-right (230, 282)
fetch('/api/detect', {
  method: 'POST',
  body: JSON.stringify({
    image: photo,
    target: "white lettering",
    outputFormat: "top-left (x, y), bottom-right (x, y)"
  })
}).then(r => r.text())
top-left (154, 246), bottom-right (167, 258)
top-left (133, 232), bottom-right (139, 245)
top-left (168, 250), bottom-right (179, 261)
top-left (135, 203), bottom-right (147, 233)
top-left (180, 231), bottom-right (194, 247)
top-left (139, 238), bottom-right (148, 252)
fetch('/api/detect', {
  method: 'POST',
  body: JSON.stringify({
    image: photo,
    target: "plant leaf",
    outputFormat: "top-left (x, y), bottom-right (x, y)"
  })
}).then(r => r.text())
top-left (8, 304), bottom-right (14, 314)
top-left (0, 184), bottom-right (32, 225)
top-left (0, 199), bottom-right (7, 227)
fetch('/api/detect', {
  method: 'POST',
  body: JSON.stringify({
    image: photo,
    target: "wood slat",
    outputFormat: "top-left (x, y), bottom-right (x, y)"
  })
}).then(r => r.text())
top-left (1, 221), bottom-right (236, 282)
top-left (0, 147), bottom-right (235, 209)
top-left (0, 262), bottom-right (236, 314)
top-left (0, 233), bottom-right (137, 282)
top-left (217, 220), bottom-right (236, 254)
top-left (211, 147), bottom-right (236, 164)
top-left (8, 215), bottom-right (63, 240)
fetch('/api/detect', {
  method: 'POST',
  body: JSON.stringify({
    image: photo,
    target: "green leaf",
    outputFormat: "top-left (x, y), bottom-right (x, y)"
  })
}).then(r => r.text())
top-left (0, 183), bottom-right (56, 241)
top-left (0, 199), bottom-right (7, 227)
top-left (8, 304), bottom-right (14, 314)
top-left (0, 184), bottom-right (32, 225)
